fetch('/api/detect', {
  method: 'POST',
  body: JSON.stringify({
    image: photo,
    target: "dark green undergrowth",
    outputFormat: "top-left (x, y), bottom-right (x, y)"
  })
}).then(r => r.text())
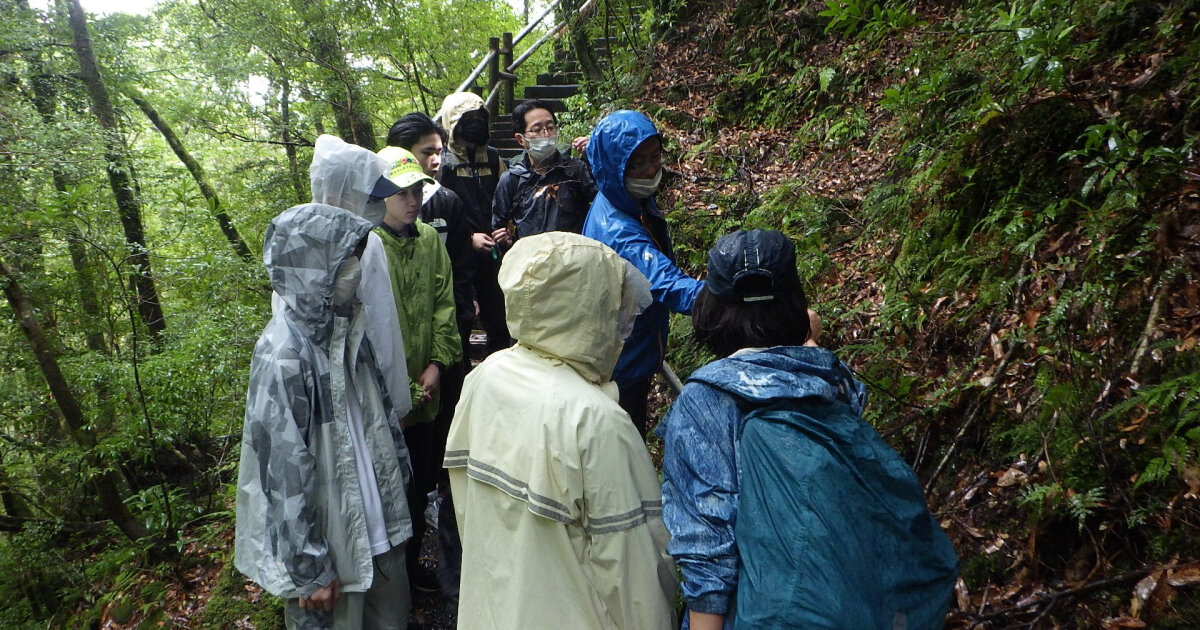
top-left (660, 0), bottom-right (1200, 625)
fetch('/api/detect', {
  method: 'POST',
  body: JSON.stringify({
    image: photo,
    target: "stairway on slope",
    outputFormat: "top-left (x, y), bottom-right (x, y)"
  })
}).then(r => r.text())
top-left (489, 45), bottom-right (591, 161)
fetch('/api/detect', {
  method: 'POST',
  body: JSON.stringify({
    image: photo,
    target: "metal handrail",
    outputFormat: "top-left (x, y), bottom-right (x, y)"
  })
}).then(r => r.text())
top-left (512, 0), bottom-right (566, 48)
top-left (454, 51), bottom-right (498, 96)
top-left (453, 0), bottom-right (564, 96)
top-left (463, 0), bottom-right (599, 115)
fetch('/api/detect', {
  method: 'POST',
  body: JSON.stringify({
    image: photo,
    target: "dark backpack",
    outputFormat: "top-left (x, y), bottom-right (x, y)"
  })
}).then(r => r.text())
top-left (733, 398), bottom-right (958, 630)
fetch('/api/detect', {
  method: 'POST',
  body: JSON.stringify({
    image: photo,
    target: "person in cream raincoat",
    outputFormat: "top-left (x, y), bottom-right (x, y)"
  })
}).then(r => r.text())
top-left (445, 232), bottom-right (678, 630)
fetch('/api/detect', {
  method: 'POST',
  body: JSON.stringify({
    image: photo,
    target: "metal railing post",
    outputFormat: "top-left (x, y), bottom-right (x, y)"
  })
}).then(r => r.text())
top-left (446, 0), bottom-right (596, 122)
top-left (487, 36), bottom-right (501, 117)
top-left (501, 32), bottom-right (515, 115)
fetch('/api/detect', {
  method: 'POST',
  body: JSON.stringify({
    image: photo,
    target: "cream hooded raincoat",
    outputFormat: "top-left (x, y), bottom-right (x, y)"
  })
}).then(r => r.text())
top-left (445, 232), bottom-right (678, 630)
top-left (235, 204), bottom-right (412, 599)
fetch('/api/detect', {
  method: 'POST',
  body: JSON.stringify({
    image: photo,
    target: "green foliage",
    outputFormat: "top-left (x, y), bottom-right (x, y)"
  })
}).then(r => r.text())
top-left (667, 313), bottom-right (715, 381)
top-left (1062, 117), bottom-right (1192, 198)
top-left (0, 0), bottom-right (528, 623)
top-left (1020, 483), bottom-right (1106, 531)
top-left (989, 0), bottom-right (1081, 89)
top-left (1114, 369), bottom-right (1200, 491)
top-left (820, 0), bottom-right (920, 39)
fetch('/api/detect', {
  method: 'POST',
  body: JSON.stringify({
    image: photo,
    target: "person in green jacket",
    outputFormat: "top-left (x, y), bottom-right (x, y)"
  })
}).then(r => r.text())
top-left (374, 147), bottom-right (462, 597)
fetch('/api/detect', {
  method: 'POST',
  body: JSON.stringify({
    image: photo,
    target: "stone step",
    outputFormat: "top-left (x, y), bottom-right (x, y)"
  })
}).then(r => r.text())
top-left (498, 147), bottom-right (524, 161)
top-left (536, 72), bottom-right (584, 85)
top-left (512, 97), bottom-right (568, 113)
top-left (524, 84), bottom-right (579, 99)
top-left (547, 60), bottom-right (580, 74)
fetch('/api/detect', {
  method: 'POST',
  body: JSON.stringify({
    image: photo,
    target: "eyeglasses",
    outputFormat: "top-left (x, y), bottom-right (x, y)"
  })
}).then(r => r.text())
top-left (522, 123), bottom-right (558, 138)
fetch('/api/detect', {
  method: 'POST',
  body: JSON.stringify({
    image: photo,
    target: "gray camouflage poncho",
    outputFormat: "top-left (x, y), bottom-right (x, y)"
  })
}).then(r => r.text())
top-left (235, 204), bottom-right (412, 598)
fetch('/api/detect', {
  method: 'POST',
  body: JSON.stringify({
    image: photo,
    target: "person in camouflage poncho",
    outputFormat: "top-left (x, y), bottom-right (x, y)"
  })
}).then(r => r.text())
top-left (235, 203), bottom-right (414, 630)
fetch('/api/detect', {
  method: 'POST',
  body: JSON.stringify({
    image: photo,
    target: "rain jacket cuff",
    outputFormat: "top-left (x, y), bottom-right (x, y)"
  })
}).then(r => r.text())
top-left (293, 566), bottom-right (337, 599)
top-left (687, 593), bottom-right (731, 615)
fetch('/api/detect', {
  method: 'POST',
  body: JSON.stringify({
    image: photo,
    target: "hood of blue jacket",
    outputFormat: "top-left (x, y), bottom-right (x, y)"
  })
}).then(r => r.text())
top-left (586, 110), bottom-right (660, 217)
top-left (687, 346), bottom-right (867, 414)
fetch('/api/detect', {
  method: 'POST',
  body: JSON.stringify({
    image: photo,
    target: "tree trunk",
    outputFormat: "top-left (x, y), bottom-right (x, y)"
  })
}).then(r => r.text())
top-left (0, 257), bottom-right (148, 541)
top-left (562, 0), bottom-right (604, 82)
top-left (27, 43), bottom-right (110, 353)
top-left (271, 58), bottom-right (307, 204)
top-left (127, 90), bottom-right (254, 262)
top-left (67, 0), bottom-right (166, 344)
top-left (312, 27), bottom-right (376, 150)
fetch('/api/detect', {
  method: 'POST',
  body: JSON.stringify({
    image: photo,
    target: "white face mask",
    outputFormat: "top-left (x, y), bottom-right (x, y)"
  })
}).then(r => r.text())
top-left (525, 135), bottom-right (558, 162)
top-left (332, 256), bottom-right (362, 306)
top-left (625, 169), bottom-right (662, 200)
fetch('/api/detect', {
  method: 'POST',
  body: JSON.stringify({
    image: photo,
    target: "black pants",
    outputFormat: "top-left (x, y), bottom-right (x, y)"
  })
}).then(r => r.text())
top-left (473, 253), bottom-right (511, 354)
top-left (432, 358), bottom-right (465, 488)
top-left (427, 353), bottom-right (467, 603)
top-left (618, 377), bottom-right (653, 438)
top-left (437, 483), bottom-right (462, 607)
top-left (403, 420), bottom-right (436, 581)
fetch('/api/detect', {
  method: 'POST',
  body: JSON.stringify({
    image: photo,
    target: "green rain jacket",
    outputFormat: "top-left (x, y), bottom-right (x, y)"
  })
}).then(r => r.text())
top-left (376, 220), bottom-right (461, 427)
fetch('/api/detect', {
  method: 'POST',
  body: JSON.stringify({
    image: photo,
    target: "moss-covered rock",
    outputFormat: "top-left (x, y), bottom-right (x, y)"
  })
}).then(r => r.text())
top-left (193, 560), bottom-right (283, 630)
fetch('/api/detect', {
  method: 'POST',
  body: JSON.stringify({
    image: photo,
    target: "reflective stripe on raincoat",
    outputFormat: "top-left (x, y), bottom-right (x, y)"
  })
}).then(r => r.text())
top-left (445, 232), bottom-right (677, 629)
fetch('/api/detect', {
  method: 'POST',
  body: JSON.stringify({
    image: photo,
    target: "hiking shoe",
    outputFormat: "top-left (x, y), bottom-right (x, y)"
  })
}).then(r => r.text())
top-left (410, 565), bottom-right (440, 593)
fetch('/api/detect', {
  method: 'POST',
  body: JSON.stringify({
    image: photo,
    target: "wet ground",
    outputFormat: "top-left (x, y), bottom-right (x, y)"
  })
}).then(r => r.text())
top-left (410, 496), bottom-right (457, 630)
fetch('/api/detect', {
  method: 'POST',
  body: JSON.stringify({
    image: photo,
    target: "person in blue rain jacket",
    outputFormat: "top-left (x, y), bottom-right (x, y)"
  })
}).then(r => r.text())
top-left (657, 229), bottom-right (956, 630)
top-left (582, 110), bottom-right (704, 435)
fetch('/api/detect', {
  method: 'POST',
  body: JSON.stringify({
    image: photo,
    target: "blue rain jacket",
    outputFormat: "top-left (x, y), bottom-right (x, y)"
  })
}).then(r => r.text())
top-left (658, 346), bottom-right (958, 629)
top-left (582, 111), bottom-right (704, 387)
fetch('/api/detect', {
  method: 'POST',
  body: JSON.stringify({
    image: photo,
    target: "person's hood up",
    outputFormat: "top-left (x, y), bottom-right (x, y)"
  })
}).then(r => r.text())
top-left (688, 346), bottom-right (868, 415)
top-left (439, 92), bottom-right (489, 158)
top-left (586, 110), bottom-right (660, 217)
top-left (498, 232), bottom-right (652, 384)
top-left (264, 203), bottom-right (374, 339)
top-left (309, 134), bottom-right (390, 225)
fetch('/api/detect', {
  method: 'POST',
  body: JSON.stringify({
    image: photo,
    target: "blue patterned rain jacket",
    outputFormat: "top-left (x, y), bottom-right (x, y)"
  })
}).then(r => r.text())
top-left (656, 346), bottom-right (867, 627)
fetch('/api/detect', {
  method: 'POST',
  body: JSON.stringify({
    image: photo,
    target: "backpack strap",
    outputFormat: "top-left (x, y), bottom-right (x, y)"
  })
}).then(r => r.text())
top-left (488, 146), bottom-right (500, 176)
top-left (734, 398), bottom-right (802, 440)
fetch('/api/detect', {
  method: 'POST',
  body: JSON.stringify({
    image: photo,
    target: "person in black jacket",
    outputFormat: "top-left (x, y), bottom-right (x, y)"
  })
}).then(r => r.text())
top-left (491, 99), bottom-right (596, 249)
top-left (437, 92), bottom-right (510, 355)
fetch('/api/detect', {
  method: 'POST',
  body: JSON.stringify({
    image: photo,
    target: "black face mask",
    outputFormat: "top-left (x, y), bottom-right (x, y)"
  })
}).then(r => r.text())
top-left (457, 117), bottom-right (490, 146)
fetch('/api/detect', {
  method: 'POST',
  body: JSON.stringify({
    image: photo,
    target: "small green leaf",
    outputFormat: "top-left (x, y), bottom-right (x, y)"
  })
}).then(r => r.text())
top-left (818, 67), bottom-right (836, 93)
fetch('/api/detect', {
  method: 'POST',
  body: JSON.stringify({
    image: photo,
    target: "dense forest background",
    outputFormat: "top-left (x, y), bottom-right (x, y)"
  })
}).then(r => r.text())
top-left (0, 0), bottom-right (1197, 627)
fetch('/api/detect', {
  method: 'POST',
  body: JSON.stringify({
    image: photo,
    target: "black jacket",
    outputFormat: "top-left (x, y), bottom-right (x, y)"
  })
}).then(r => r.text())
top-left (421, 184), bottom-right (476, 325)
top-left (491, 150), bottom-right (596, 239)
top-left (440, 145), bottom-right (502, 233)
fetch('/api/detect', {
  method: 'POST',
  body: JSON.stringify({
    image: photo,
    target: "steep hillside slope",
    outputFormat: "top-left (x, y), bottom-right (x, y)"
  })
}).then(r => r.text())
top-left (597, 0), bottom-right (1200, 626)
